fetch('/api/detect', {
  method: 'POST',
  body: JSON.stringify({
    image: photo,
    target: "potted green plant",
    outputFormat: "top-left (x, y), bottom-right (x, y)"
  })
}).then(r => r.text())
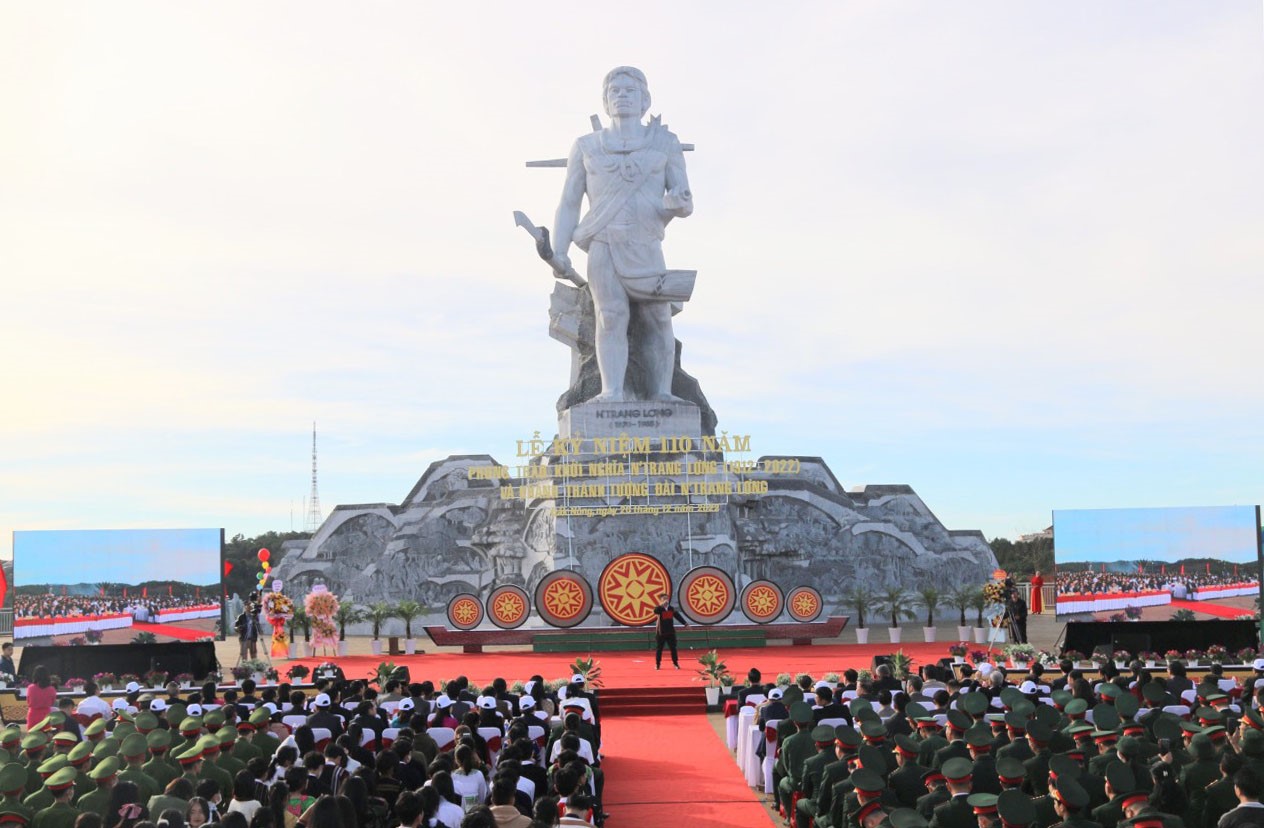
top-left (719, 674), bottom-right (736, 695)
top-left (569, 656), bottom-right (603, 688)
top-left (695, 649), bottom-right (730, 706)
top-left (946, 585), bottom-right (973, 642)
top-left (394, 600), bottom-right (423, 655)
top-left (286, 664), bottom-right (310, 682)
top-left (876, 586), bottom-right (915, 644)
top-left (288, 608), bottom-right (308, 659)
top-left (888, 650), bottom-right (913, 680)
top-left (371, 661), bottom-right (400, 690)
top-left (366, 602), bottom-right (395, 656)
top-left (843, 585), bottom-right (874, 645)
top-left (969, 589), bottom-right (989, 644)
top-left (917, 586), bottom-right (941, 643)
top-left (335, 602), bottom-right (364, 657)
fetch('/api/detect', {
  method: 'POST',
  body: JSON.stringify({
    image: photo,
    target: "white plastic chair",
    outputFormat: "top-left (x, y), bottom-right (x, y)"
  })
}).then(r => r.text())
top-left (818, 717), bottom-right (847, 729)
top-left (478, 726), bottom-right (504, 768)
top-left (762, 719), bottom-right (781, 795)
top-left (380, 727), bottom-right (400, 749)
top-left (429, 726), bottom-right (457, 752)
top-left (526, 725), bottom-right (546, 766)
top-left (311, 727), bottom-right (333, 751)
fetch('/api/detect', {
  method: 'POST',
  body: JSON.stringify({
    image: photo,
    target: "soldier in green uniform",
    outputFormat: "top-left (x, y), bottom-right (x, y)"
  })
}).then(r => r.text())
top-left (1181, 733), bottom-right (1222, 828)
top-left (996, 756), bottom-right (1026, 792)
top-left (915, 770), bottom-right (949, 821)
top-left (195, 736), bottom-right (233, 800)
top-left (915, 717), bottom-right (949, 770)
top-left (928, 757), bottom-right (974, 828)
top-left (63, 744), bottom-right (90, 801)
top-left (173, 744), bottom-right (203, 787)
top-left (795, 726), bottom-right (843, 828)
top-left (811, 726), bottom-right (862, 828)
top-left (215, 728), bottom-right (246, 778)
top-left (141, 730), bottom-right (177, 794)
top-left (1050, 775), bottom-right (1103, 828)
top-left (1202, 753), bottom-right (1246, 828)
top-left (170, 717), bottom-right (204, 760)
top-left (249, 709), bottom-right (281, 758)
top-left (889, 735), bottom-right (930, 808)
top-left (1091, 762), bottom-right (1136, 828)
top-left (74, 757), bottom-right (118, 819)
top-left (965, 793), bottom-right (997, 828)
top-left (996, 713), bottom-right (1034, 764)
top-left (932, 712), bottom-right (972, 770)
top-left (775, 703), bottom-right (817, 816)
top-left (0, 764), bottom-right (34, 825)
top-left (996, 789), bottom-right (1038, 828)
top-left (21, 757), bottom-right (67, 814)
top-left (965, 726), bottom-right (1000, 795)
top-left (116, 734), bottom-right (158, 803)
top-left (30, 768), bottom-right (78, 828)
top-left (19, 734), bottom-right (49, 799)
top-left (1116, 783), bottom-right (1183, 828)
top-left (1022, 719), bottom-right (1054, 795)
top-left (231, 720), bottom-right (263, 763)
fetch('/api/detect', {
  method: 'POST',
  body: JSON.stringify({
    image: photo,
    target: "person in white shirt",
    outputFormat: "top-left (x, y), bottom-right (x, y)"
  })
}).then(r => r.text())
top-left (75, 681), bottom-right (112, 719)
top-left (451, 744), bottom-right (489, 812)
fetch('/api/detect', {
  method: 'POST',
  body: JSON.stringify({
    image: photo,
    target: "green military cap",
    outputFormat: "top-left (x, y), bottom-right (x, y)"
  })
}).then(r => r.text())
top-left (217, 728), bottom-right (237, 747)
top-left (985, 713), bottom-right (1006, 726)
top-left (133, 712), bottom-right (158, 732)
top-left (835, 725), bottom-right (862, 747)
top-left (174, 744), bottom-right (203, 766)
top-left (1141, 682), bottom-right (1169, 704)
top-left (204, 710), bottom-right (225, 729)
top-left (0, 727), bottom-right (21, 748)
top-left (959, 692), bottom-right (988, 717)
top-left (50, 731), bottom-right (78, 746)
top-left (83, 719), bottom-right (107, 739)
top-left (966, 793), bottom-right (998, 814)
top-left (120, 733), bottom-right (148, 759)
top-left (1049, 754), bottom-right (1079, 780)
top-left (1003, 711), bottom-right (1028, 731)
top-left (854, 705), bottom-right (880, 724)
top-left (999, 688), bottom-right (1023, 709)
top-left (849, 698), bottom-right (874, 718)
top-left (0, 762), bottom-right (26, 796)
top-left (165, 702), bottom-right (188, 724)
top-left (1092, 703), bottom-right (1121, 732)
top-left (1063, 698), bottom-right (1088, 716)
top-left (87, 756), bottom-right (120, 781)
top-left (893, 734), bottom-right (920, 757)
top-left (44, 766), bottom-right (76, 792)
top-left (1064, 722), bottom-right (1094, 737)
top-left (1151, 716), bottom-right (1182, 742)
top-left (850, 767), bottom-right (885, 793)
top-left (1115, 693), bottom-right (1140, 718)
top-left (1203, 724), bottom-right (1228, 740)
top-left (810, 725), bottom-right (835, 743)
top-left (1105, 761), bottom-right (1135, 794)
top-left (1026, 718), bottom-right (1052, 743)
top-left (36, 754), bottom-right (68, 775)
top-left (178, 716), bottom-right (203, 734)
top-left (0, 804), bottom-right (29, 826)
top-left (1032, 704), bottom-right (1060, 727)
top-left (964, 725), bottom-right (992, 748)
top-left (1179, 719), bottom-right (1204, 735)
top-left (1097, 682), bottom-right (1121, 700)
top-left (145, 729), bottom-right (172, 749)
top-left (31, 717), bottom-right (53, 734)
top-left (1054, 775), bottom-right (1090, 810)
top-left (789, 701), bottom-right (813, 724)
top-left (1115, 736), bottom-right (1141, 759)
top-left (91, 738), bottom-right (119, 761)
top-left (196, 735), bottom-right (220, 754)
top-left (1196, 706), bottom-right (1224, 724)
top-left (946, 710), bottom-right (973, 732)
top-left (905, 702), bottom-right (930, 720)
top-left (1051, 689), bottom-right (1073, 708)
top-left (112, 722), bottom-right (137, 741)
top-left (20, 732), bottom-right (48, 752)
top-left (997, 788), bottom-right (1037, 825)
top-left (46, 711), bottom-right (67, 727)
top-left (1011, 698), bottom-right (1035, 718)
top-left (889, 809), bottom-right (928, 828)
top-left (996, 756), bottom-right (1026, 784)
top-left (1243, 708), bottom-right (1264, 730)
top-left (942, 757), bottom-right (973, 782)
top-left (858, 745), bottom-right (888, 775)
top-left (248, 708), bottom-right (271, 727)
top-left (67, 741), bottom-right (91, 766)
top-left (860, 720), bottom-right (887, 740)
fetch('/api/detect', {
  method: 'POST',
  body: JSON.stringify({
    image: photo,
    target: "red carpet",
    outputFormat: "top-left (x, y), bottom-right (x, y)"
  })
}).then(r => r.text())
top-left (130, 622), bottom-right (213, 642)
top-left (285, 640), bottom-right (955, 690)
top-left (600, 713), bottom-right (773, 828)
top-left (1169, 599), bottom-right (1254, 619)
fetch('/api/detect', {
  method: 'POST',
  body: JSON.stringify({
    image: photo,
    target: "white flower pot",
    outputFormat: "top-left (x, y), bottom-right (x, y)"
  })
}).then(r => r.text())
top-left (288, 644), bottom-right (298, 659)
top-left (973, 628), bottom-right (986, 644)
top-left (957, 626), bottom-right (971, 641)
top-left (705, 686), bottom-right (720, 706)
top-left (1188, 659), bottom-right (1200, 667)
top-left (923, 626), bottom-right (936, 643)
top-left (338, 641), bottom-right (348, 656)
top-left (855, 628), bottom-right (870, 644)
top-left (371, 639), bottom-right (383, 656)
top-left (405, 639), bottom-right (416, 655)
top-left (888, 628), bottom-right (902, 644)
top-left (1145, 660), bottom-right (1156, 668)
top-left (252, 672), bottom-right (265, 685)
top-left (1114, 660), bottom-right (1126, 669)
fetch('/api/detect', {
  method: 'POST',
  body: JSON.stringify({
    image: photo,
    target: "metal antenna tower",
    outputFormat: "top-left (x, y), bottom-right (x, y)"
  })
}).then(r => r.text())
top-left (305, 422), bottom-right (322, 533)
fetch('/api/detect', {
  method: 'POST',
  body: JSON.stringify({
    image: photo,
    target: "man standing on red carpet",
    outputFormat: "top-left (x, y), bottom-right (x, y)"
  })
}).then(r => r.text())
top-left (652, 592), bottom-right (688, 670)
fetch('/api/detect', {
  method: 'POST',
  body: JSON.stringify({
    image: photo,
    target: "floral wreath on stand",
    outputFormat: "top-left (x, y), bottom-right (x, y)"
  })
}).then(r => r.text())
top-left (304, 584), bottom-right (340, 657)
top-left (261, 582), bottom-right (295, 661)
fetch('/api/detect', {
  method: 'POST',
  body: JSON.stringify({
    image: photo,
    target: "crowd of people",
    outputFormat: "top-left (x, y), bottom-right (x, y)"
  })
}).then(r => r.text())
top-left (1055, 569), bottom-right (1259, 598)
top-left (734, 657), bottom-right (1264, 828)
top-left (14, 594), bottom-right (214, 621)
top-left (0, 661), bottom-right (606, 828)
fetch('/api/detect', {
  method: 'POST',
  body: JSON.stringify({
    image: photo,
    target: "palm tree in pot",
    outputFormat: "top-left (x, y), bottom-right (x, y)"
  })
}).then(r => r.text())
top-left (334, 603), bottom-right (364, 656)
top-left (875, 586), bottom-right (915, 644)
top-left (917, 586), bottom-right (941, 643)
top-left (394, 600), bottom-right (424, 655)
top-left (843, 585), bottom-right (875, 644)
top-left (968, 588), bottom-right (989, 644)
top-left (366, 602), bottom-right (396, 656)
top-left (947, 584), bottom-right (974, 642)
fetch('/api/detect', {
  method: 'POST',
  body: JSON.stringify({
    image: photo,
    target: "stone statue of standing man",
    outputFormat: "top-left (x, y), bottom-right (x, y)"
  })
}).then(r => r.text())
top-left (550, 66), bottom-right (695, 403)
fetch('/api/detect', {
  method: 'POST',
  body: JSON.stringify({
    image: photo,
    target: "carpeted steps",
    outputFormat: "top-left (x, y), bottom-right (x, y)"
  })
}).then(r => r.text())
top-left (598, 685), bottom-right (706, 716)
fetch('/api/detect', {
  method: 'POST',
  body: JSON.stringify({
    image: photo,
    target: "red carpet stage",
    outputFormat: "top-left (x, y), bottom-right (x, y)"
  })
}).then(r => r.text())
top-left (285, 639), bottom-right (960, 690)
top-left (1168, 598), bottom-right (1255, 620)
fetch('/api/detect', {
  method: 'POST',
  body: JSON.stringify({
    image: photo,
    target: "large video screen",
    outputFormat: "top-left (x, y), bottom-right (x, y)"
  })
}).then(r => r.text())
top-left (1054, 505), bottom-right (1261, 621)
top-left (12, 528), bottom-right (223, 643)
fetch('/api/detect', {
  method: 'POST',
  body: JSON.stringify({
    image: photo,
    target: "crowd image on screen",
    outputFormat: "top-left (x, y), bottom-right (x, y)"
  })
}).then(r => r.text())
top-left (15, 591), bottom-right (216, 620)
top-left (1055, 567), bottom-right (1258, 597)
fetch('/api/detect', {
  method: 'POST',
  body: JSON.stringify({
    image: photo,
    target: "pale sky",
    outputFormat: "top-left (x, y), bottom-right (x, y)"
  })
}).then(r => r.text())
top-left (2, 2), bottom-right (1262, 559)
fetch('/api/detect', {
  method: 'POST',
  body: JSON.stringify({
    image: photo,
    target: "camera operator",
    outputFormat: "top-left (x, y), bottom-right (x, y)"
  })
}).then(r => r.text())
top-left (1004, 579), bottom-right (1029, 643)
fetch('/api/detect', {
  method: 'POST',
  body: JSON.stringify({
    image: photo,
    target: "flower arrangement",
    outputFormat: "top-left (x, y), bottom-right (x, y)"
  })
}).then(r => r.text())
top-left (969, 650), bottom-right (989, 664)
top-left (1062, 649), bottom-right (1085, 662)
top-left (1184, 648), bottom-right (1204, 661)
top-left (857, 669), bottom-right (872, 683)
top-left (145, 670), bottom-right (167, 687)
top-left (982, 581), bottom-right (1009, 606)
top-left (775, 673), bottom-right (792, 687)
top-left (263, 591), bottom-right (295, 620)
top-left (510, 680), bottom-right (525, 694)
top-left (265, 668), bottom-right (279, 682)
top-left (93, 672), bottom-right (117, 686)
top-left (1090, 652), bottom-right (1109, 666)
top-left (1111, 649), bottom-right (1132, 663)
top-left (174, 673), bottom-right (194, 685)
top-left (1036, 649), bottom-right (1058, 666)
top-left (1206, 645), bottom-right (1229, 663)
top-left (287, 664), bottom-right (311, 681)
top-left (1164, 649), bottom-right (1183, 661)
top-left (66, 677), bottom-right (87, 691)
top-left (119, 673), bottom-right (141, 686)
top-left (230, 665), bottom-right (252, 681)
top-left (1108, 612), bottom-right (1127, 623)
top-left (824, 672), bottom-right (841, 683)
top-left (948, 642), bottom-right (969, 657)
top-left (720, 674), bottom-right (736, 687)
top-left (1237, 648), bottom-right (1259, 664)
top-left (1006, 644), bottom-right (1036, 663)
top-left (1139, 651), bottom-right (1161, 663)
top-left (305, 590), bottom-right (339, 618)
top-left (1124, 605), bottom-right (1142, 620)
top-left (68, 636), bottom-right (87, 647)
top-left (84, 629), bottom-right (104, 644)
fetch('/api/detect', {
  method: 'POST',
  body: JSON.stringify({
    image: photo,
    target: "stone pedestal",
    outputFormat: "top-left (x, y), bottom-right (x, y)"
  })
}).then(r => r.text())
top-left (558, 399), bottom-right (701, 441)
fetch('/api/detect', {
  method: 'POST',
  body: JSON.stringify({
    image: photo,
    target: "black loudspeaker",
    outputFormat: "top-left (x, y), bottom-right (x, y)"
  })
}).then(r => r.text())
top-left (313, 663), bottom-right (346, 686)
top-left (388, 665), bottom-right (411, 685)
top-left (872, 655), bottom-right (893, 670)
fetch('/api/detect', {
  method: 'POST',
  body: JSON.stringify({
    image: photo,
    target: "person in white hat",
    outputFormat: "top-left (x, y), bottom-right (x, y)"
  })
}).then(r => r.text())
top-left (305, 692), bottom-right (345, 738)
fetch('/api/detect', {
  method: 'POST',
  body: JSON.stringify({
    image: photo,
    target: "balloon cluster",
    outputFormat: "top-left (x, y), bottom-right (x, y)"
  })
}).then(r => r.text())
top-left (257, 548), bottom-right (271, 591)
